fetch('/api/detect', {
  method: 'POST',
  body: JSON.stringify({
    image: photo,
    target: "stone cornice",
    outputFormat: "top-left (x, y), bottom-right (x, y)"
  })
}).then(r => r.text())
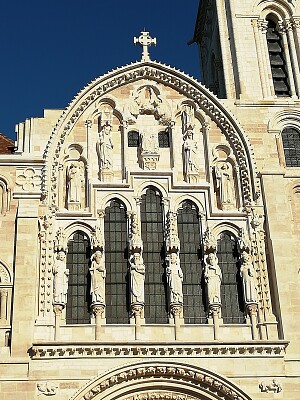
top-left (30, 341), bottom-right (288, 360)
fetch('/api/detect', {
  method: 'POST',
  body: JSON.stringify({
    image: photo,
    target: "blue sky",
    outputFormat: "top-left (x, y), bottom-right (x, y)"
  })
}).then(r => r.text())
top-left (0, 1), bottom-right (200, 139)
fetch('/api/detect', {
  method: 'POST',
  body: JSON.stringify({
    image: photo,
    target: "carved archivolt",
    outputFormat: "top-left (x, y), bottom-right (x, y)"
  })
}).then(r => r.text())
top-left (42, 62), bottom-right (258, 208)
top-left (0, 263), bottom-right (11, 283)
top-left (69, 361), bottom-right (253, 400)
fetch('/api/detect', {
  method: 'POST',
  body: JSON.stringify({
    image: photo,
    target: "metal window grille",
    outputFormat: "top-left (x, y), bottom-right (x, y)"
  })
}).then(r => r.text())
top-left (66, 231), bottom-right (91, 324)
top-left (104, 199), bottom-right (129, 324)
top-left (177, 201), bottom-right (206, 324)
top-left (128, 131), bottom-right (140, 147)
top-left (282, 127), bottom-right (300, 167)
top-left (217, 232), bottom-right (244, 324)
top-left (141, 187), bottom-right (168, 323)
top-left (158, 131), bottom-right (170, 148)
top-left (266, 19), bottom-right (291, 97)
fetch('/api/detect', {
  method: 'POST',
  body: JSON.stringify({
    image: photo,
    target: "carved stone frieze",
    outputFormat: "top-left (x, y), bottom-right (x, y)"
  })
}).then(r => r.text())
top-left (130, 393), bottom-right (192, 400)
top-left (38, 212), bottom-right (55, 316)
top-left (31, 342), bottom-right (288, 360)
top-left (37, 381), bottom-right (58, 396)
top-left (43, 63), bottom-right (258, 208)
top-left (259, 379), bottom-right (282, 393)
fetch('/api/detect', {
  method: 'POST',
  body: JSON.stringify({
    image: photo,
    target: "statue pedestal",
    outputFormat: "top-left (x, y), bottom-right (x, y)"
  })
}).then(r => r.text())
top-left (186, 172), bottom-right (200, 184)
top-left (67, 201), bottom-right (81, 211)
top-left (100, 169), bottom-right (113, 182)
top-left (141, 153), bottom-right (160, 170)
top-left (91, 302), bottom-right (105, 341)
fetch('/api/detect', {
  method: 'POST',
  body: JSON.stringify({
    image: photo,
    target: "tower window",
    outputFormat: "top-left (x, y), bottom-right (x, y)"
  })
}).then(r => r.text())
top-left (128, 131), bottom-right (139, 147)
top-left (266, 19), bottom-right (290, 97)
top-left (282, 127), bottom-right (300, 167)
top-left (158, 131), bottom-right (170, 148)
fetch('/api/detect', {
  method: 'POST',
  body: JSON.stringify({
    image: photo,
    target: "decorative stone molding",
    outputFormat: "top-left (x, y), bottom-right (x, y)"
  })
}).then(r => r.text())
top-left (67, 361), bottom-right (266, 400)
top-left (259, 379), bottom-right (282, 393)
top-left (42, 62), bottom-right (258, 208)
top-left (130, 393), bottom-right (192, 400)
top-left (16, 167), bottom-right (41, 192)
top-left (31, 342), bottom-right (288, 360)
top-left (0, 264), bottom-right (10, 283)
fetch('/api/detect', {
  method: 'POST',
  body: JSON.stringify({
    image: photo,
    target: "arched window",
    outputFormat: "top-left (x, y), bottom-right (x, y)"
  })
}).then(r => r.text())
top-left (266, 18), bottom-right (290, 97)
top-left (217, 232), bottom-right (244, 324)
top-left (66, 231), bottom-right (91, 324)
top-left (177, 201), bottom-right (206, 323)
top-left (282, 127), bottom-right (300, 167)
top-left (158, 130), bottom-right (170, 148)
top-left (104, 199), bottom-right (129, 323)
top-left (141, 187), bottom-right (168, 323)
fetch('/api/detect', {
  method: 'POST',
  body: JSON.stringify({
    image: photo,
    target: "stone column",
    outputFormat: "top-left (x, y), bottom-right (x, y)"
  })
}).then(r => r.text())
top-left (246, 302), bottom-right (259, 340)
top-left (278, 21), bottom-right (297, 97)
top-left (0, 288), bottom-right (8, 321)
top-left (91, 303), bottom-right (105, 341)
top-left (210, 304), bottom-right (221, 340)
top-left (257, 19), bottom-right (274, 97)
top-left (252, 19), bottom-right (270, 98)
top-left (53, 304), bottom-right (64, 341)
top-left (170, 304), bottom-right (183, 341)
top-left (131, 303), bottom-right (143, 340)
top-left (285, 19), bottom-right (300, 97)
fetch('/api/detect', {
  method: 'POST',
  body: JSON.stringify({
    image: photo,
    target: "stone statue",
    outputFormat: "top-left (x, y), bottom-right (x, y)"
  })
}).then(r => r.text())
top-left (53, 251), bottom-right (69, 304)
top-left (214, 161), bottom-right (235, 209)
top-left (141, 128), bottom-right (159, 154)
top-left (89, 251), bottom-right (106, 304)
top-left (66, 162), bottom-right (84, 204)
top-left (97, 123), bottom-right (113, 170)
top-left (204, 252), bottom-right (222, 304)
top-left (129, 252), bottom-right (145, 303)
top-left (240, 252), bottom-right (257, 303)
top-left (183, 129), bottom-right (199, 180)
top-left (166, 253), bottom-right (183, 304)
top-left (181, 104), bottom-right (194, 132)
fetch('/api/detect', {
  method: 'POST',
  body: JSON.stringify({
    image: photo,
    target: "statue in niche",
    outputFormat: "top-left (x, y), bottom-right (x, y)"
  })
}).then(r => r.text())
top-left (204, 252), bottom-right (222, 304)
top-left (129, 252), bottom-right (145, 303)
top-left (181, 104), bottom-right (194, 132)
top-left (53, 251), bottom-right (69, 304)
top-left (89, 251), bottom-right (106, 304)
top-left (214, 161), bottom-right (235, 210)
top-left (97, 122), bottom-right (113, 170)
top-left (66, 161), bottom-right (84, 206)
top-left (141, 127), bottom-right (159, 154)
top-left (183, 129), bottom-right (200, 180)
top-left (240, 252), bottom-right (257, 303)
top-left (166, 253), bottom-right (183, 304)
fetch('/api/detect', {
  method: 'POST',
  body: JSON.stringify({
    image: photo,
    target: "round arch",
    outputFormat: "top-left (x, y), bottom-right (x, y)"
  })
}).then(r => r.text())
top-left (69, 361), bottom-right (252, 400)
top-left (42, 61), bottom-right (259, 209)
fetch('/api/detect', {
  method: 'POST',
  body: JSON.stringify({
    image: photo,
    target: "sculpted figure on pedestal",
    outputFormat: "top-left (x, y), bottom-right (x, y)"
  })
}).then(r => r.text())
top-left (204, 253), bottom-right (222, 304)
top-left (214, 161), bottom-right (235, 210)
top-left (183, 129), bottom-right (199, 181)
top-left (166, 253), bottom-right (183, 304)
top-left (89, 251), bottom-right (106, 304)
top-left (240, 252), bottom-right (257, 303)
top-left (97, 123), bottom-right (113, 170)
top-left (141, 128), bottom-right (159, 154)
top-left (129, 252), bottom-right (145, 303)
top-left (53, 251), bottom-right (69, 304)
top-left (66, 161), bottom-right (84, 205)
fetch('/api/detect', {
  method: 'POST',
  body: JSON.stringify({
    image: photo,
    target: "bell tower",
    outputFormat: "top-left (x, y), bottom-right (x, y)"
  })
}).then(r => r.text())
top-left (192, 0), bottom-right (300, 101)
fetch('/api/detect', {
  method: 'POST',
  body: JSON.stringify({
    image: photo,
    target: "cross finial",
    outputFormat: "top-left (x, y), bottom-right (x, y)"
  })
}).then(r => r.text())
top-left (134, 31), bottom-right (156, 62)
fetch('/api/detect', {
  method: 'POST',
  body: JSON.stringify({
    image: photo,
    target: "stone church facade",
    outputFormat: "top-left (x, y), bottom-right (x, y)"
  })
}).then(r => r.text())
top-left (0, 1), bottom-right (299, 399)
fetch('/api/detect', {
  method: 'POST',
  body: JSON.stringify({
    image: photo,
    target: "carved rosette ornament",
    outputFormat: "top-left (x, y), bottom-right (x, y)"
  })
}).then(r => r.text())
top-left (44, 64), bottom-right (257, 208)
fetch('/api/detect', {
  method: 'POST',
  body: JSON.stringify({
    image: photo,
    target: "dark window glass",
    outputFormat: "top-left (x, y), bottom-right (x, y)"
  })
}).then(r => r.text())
top-left (282, 127), bottom-right (300, 167)
top-left (266, 19), bottom-right (290, 97)
top-left (128, 131), bottom-right (139, 147)
top-left (141, 187), bottom-right (168, 323)
top-left (217, 232), bottom-right (244, 324)
top-left (177, 201), bottom-right (206, 324)
top-left (66, 231), bottom-right (90, 324)
top-left (158, 131), bottom-right (170, 148)
top-left (104, 199), bottom-right (129, 324)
